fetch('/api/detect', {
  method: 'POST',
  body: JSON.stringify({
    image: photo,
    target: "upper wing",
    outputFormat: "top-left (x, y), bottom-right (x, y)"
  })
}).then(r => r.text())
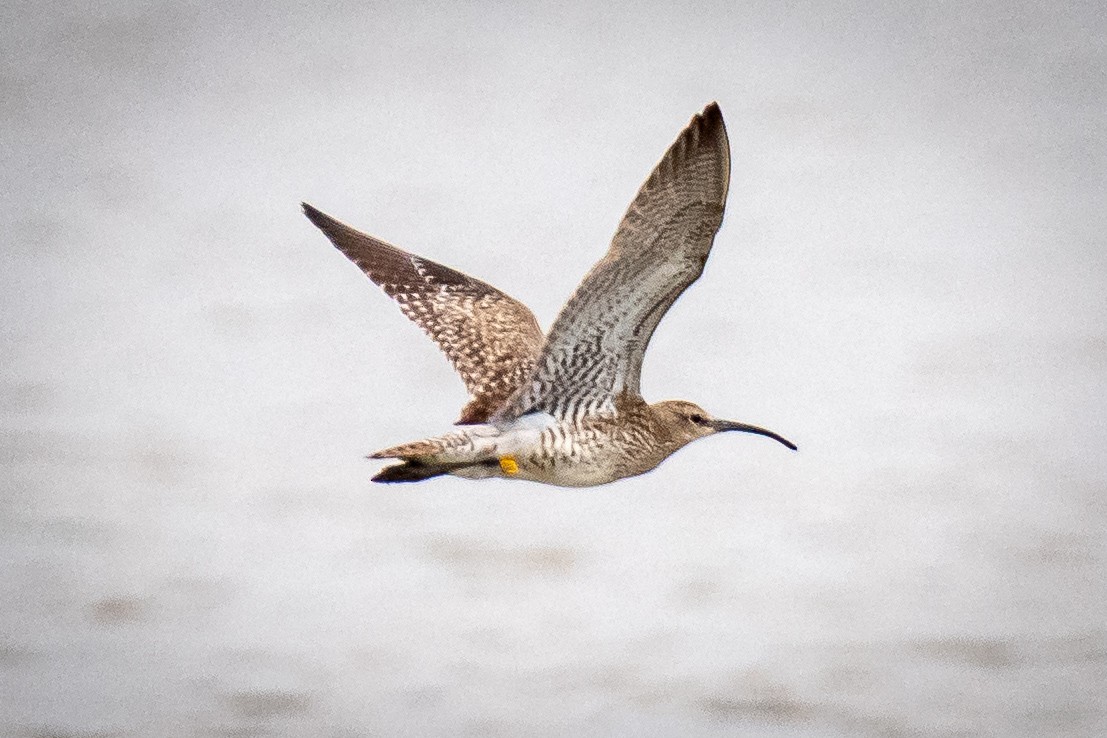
top-left (495, 103), bottom-right (731, 422)
top-left (303, 203), bottom-right (544, 424)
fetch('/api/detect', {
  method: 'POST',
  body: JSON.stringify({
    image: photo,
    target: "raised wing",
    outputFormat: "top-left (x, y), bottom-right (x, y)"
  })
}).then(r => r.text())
top-left (303, 203), bottom-right (544, 424)
top-left (495, 103), bottom-right (731, 422)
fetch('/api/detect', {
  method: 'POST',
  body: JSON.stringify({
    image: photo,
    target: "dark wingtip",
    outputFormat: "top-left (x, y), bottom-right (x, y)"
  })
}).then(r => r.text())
top-left (697, 101), bottom-right (724, 130)
top-left (301, 201), bottom-right (333, 231)
top-left (685, 102), bottom-right (729, 201)
top-left (301, 202), bottom-right (364, 254)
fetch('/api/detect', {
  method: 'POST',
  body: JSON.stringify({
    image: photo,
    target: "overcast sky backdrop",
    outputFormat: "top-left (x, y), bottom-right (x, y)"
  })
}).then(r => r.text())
top-left (2, 1), bottom-right (1105, 735)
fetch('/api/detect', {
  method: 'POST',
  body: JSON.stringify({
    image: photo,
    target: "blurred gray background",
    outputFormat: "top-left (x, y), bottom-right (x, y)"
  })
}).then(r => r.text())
top-left (2, 1), bottom-right (1105, 736)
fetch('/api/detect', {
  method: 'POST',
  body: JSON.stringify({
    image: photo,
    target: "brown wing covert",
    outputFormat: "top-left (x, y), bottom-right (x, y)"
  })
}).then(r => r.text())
top-left (302, 203), bottom-right (544, 423)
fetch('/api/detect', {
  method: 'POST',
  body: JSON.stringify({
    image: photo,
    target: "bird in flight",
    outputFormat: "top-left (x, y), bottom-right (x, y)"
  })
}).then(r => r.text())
top-left (303, 102), bottom-right (795, 486)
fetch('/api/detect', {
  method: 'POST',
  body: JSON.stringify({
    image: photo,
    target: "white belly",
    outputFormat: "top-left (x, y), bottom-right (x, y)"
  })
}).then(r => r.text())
top-left (448, 413), bottom-right (645, 488)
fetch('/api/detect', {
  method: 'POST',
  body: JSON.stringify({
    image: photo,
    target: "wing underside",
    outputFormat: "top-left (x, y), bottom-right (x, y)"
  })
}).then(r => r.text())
top-left (496, 102), bottom-right (731, 421)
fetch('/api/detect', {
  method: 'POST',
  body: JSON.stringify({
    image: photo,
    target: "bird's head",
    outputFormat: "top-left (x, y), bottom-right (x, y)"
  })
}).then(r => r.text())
top-left (651, 400), bottom-right (797, 451)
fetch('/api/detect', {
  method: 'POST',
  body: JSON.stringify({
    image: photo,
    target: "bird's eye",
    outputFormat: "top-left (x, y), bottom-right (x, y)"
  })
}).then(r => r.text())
top-left (690, 413), bottom-right (706, 424)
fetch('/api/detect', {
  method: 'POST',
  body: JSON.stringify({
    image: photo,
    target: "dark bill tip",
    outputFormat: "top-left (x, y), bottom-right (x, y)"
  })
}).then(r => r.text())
top-left (710, 420), bottom-right (797, 451)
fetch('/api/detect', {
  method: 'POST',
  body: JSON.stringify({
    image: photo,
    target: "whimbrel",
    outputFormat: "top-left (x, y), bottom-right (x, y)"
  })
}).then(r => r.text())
top-left (303, 102), bottom-right (796, 486)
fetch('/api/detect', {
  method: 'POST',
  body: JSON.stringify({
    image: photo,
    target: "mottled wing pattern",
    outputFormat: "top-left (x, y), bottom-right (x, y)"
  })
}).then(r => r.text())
top-left (496, 103), bottom-right (731, 422)
top-left (302, 203), bottom-right (544, 424)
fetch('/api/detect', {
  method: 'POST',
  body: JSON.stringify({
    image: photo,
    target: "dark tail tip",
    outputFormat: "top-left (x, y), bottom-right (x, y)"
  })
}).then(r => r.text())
top-left (371, 461), bottom-right (447, 484)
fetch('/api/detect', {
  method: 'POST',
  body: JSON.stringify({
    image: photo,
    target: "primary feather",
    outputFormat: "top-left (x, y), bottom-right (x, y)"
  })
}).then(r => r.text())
top-left (495, 102), bottom-right (730, 422)
top-left (301, 203), bottom-right (544, 423)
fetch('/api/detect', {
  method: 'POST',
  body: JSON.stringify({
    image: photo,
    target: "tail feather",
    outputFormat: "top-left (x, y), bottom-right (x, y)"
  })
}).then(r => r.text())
top-left (371, 457), bottom-right (501, 484)
top-left (369, 430), bottom-right (496, 482)
top-left (372, 461), bottom-right (448, 483)
top-left (369, 439), bottom-right (447, 459)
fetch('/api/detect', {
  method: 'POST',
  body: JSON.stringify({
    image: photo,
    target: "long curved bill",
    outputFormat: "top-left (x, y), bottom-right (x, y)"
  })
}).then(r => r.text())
top-left (710, 419), bottom-right (797, 450)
